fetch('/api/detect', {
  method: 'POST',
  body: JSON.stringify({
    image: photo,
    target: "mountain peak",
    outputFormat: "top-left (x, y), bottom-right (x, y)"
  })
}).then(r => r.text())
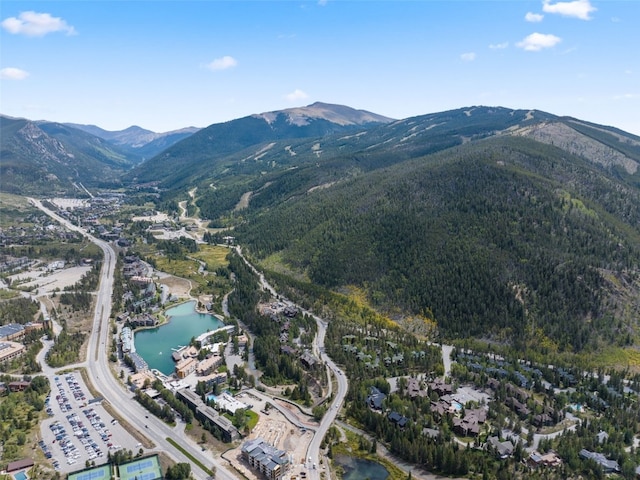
top-left (253, 102), bottom-right (394, 127)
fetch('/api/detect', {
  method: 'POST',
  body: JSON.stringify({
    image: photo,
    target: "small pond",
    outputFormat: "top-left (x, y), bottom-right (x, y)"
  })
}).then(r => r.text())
top-left (333, 454), bottom-right (389, 480)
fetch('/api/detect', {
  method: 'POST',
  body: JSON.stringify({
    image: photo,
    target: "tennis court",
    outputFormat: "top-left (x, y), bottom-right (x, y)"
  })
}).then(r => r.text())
top-left (67, 464), bottom-right (112, 480)
top-left (118, 455), bottom-right (162, 480)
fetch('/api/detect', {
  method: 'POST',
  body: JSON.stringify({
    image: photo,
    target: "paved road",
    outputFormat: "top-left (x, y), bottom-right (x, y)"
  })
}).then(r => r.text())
top-left (30, 198), bottom-right (238, 480)
top-left (233, 246), bottom-right (349, 480)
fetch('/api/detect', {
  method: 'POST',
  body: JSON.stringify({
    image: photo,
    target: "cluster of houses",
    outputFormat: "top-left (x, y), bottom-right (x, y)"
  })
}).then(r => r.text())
top-left (259, 302), bottom-right (298, 320)
top-left (486, 379), bottom-right (563, 427)
top-left (121, 256), bottom-right (158, 312)
top-left (123, 255), bottom-right (148, 278)
top-left (258, 302), bottom-right (299, 343)
top-left (0, 223), bottom-right (78, 247)
top-left (0, 255), bottom-right (31, 272)
top-left (257, 302), bottom-right (322, 371)
top-left (50, 194), bottom-right (126, 239)
top-left (341, 335), bottom-right (407, 370)
top-left (366, 377), bottom-right (491, 439)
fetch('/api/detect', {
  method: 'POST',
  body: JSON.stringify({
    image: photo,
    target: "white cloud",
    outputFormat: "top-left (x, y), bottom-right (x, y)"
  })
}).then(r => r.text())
top-left (489, 42), bottom-right (509, 50)
top-left (1, 11), bottom-right (76, 37)
top-left (542, 0), bottom-right (596, 20)
top-left (516, 32), bottom-right (562, 51)
top-left (0, 67), bottom-right (30, 80)
top-left (460, 52), bottom-right (476, 62)
top-left (205, 56), bottom-right (238, 71)
top-left (318, 0), bottom-right (328, 5)
top-left (525, 12), bottom-right (544, 22)
top-left (613, 93), bottom-right (640, 100)
top-left (284, 89), bottom-right (309, 102)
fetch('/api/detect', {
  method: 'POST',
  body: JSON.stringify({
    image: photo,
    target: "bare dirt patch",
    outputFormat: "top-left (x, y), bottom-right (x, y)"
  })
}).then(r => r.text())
top-left (234, 192), bottom-right (252, 211)
top-left (156, 272), bottom-right (193, 298)
top-left (223, 399), bottom-right (313, 480)
top-left (132, 212), bottom-right (171, 223)
top-left (9, 265), bottom-right (91, 295)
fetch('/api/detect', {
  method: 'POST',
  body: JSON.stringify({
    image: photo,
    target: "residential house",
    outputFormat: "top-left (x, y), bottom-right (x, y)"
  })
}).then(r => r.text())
top-left (429, 379), bottom-right (453, 397)
top-left (487, 436), bottom-right (515, 459)
top-left (366, 387), bottom-right (386, 411)
top-left (579, 449), bottom-right (620, 473)
top-left (405, 378), bottom-right (429, 399)
top-left (388, 411), bottom-right (409, 428)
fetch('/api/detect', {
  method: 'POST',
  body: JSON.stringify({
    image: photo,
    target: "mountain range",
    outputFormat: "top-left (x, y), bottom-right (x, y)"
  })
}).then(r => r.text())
top-left (65, 123), bottom-right (200, 162)
top-left (1, 102), bottom-right (639, 354)
top-left (0, 114), bottom-right (199, 195)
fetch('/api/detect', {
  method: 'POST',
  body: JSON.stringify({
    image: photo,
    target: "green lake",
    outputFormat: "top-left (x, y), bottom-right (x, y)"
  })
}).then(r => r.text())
top-left (333, 454), bottom-right (389, 480)
top-left (134, 301), bottom-right (224, 375)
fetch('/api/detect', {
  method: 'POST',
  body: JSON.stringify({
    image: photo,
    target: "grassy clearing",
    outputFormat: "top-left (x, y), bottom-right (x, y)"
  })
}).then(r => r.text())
top-left (154, 256), bottom-right (203, 285)
top-left (587, 346), bottom-right (640, 371)
top-left (0, 289), bottom-right (20, 300)
top-left (259, 252), bottom-right (311, 283)
top-left (136, 244), bottom-right (231, 296)
top-left (0, 193), bottom-right (35, 227)
top-left (246, 410), bottom-right (259, 431)
top-left (6, 240), bottom-right (102, 261)
top-left (191, 244), bottom-right (230, 271)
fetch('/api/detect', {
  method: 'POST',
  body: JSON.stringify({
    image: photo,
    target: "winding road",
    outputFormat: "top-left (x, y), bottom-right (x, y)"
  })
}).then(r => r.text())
top-left (233, 246), bottom-right (349, 480)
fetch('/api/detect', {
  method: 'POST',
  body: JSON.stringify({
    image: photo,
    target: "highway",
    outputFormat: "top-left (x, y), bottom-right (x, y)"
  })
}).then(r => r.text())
top-left (29, 198), bottom-right (237, 480)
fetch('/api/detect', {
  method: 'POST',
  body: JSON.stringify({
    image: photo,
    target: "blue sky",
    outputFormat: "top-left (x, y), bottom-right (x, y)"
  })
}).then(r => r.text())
top-left (1, 1), bottom-right (638, 135)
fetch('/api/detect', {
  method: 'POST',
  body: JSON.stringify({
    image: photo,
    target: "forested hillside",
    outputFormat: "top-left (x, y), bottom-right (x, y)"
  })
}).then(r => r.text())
top-left (0, 115), bottom-right (133, 194)
top-left (126, 102), bottom-right (392, 190)
top-left (233, 136), bottom-right (640, 353)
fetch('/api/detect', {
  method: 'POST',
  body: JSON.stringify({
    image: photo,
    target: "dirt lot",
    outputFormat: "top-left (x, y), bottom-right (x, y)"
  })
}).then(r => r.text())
top-left (223, 392), bottom-right (314, 480)
top-left (9, 264), bottom-right (92, 295)
top-left (131, 213), bottom-right (171, 223)
top-left (155, 271), bottom-right (193, 298)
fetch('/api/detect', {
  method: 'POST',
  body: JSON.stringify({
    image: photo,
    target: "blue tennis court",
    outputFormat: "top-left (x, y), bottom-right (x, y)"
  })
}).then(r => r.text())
top-left (126, 459), bottom-right (153, 473)
top-left (76, 471), bottom-right (105, 480)
top-left (119, 455), bottom-right (161, 480)
top-left (68, 465), bottom-right (111, 480)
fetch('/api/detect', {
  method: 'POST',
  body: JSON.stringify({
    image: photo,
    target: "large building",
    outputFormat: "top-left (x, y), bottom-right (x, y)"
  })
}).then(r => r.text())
top-left (0, 323), bottom-right (25, 341)
top-left (241, 437), bottom-right (290, 480)
top-left (176, 388), bottom-right (240, 442)
top-left (196, 405), bottom-right (240, 442)
top-left (0, 341), bottom-right (26, 362)
top-left (175, 357), bottom-right (197, 378)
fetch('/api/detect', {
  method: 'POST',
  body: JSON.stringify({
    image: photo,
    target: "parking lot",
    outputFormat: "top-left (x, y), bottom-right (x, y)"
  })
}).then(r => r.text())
top-left (40, 372), bottom-right (144, 475)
